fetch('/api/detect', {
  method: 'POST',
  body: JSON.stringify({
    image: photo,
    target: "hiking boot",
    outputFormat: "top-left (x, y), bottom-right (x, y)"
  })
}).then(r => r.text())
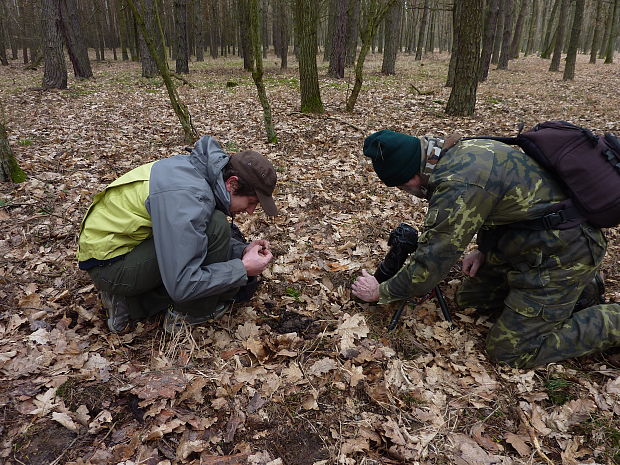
top-left (163, 302), bottom-right (232, 334)
top-left (100, 291), bottom-right (130, 333)
top-left (574, 273), bottom-right (605, 312)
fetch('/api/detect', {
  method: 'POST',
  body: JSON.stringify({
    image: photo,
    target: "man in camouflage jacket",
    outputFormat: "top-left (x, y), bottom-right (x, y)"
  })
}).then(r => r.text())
top-left (352, 129), bottom-right (620, 369)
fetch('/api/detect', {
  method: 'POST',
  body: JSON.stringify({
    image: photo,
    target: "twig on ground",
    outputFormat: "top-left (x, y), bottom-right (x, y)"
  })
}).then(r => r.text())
top-left (518, 409), bottom-right (554, 465)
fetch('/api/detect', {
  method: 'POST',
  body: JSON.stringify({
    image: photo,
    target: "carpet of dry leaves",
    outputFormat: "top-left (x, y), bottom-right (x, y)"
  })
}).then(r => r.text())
top-left (1, 52), bottom-right (619, 465)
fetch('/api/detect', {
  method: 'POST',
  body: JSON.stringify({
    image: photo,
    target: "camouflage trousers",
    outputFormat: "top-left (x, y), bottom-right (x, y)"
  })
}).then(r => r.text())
top-left (456, 224), bottom-right (620, 369)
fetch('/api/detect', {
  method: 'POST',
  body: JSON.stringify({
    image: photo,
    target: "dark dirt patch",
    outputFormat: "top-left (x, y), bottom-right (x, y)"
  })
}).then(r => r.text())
top-left (12, 420), bottom-right (77, 465)
top-left (264, 310), bottom-right (319, 337)
top-left (265, 425), bottom-right (329, 465)
top-left (56, 378), bottom-right (114, 415)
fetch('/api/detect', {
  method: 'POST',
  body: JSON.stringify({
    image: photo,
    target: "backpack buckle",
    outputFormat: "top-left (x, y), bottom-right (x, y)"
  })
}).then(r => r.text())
top-left (541, 210), bottom-right (566, 229)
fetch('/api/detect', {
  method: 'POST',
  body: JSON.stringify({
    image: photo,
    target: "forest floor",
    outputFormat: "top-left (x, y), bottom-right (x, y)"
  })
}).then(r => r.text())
top-left (1, 52), bottom-right (619, 465)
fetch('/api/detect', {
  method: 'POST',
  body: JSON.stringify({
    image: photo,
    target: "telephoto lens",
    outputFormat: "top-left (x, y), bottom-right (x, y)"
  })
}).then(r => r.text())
top-left (374, 223), bottom-right (418, 283)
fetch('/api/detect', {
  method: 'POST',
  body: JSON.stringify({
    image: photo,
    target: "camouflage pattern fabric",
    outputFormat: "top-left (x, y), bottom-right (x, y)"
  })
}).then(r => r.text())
top-left (378, 139), bottom-right (620, 368)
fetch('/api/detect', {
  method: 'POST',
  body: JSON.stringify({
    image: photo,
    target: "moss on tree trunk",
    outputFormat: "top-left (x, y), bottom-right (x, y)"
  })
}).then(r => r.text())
top-left (0, 121), bottom-right (26, 183)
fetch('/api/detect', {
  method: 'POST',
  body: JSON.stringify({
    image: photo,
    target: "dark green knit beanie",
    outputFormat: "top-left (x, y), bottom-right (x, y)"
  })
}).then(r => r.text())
top-left (363, 130), bottom-right (422, 187)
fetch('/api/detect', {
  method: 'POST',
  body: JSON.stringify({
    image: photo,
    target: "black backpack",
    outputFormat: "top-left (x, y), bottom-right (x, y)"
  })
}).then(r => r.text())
top-left (467, 121), bottom-right (620, 229)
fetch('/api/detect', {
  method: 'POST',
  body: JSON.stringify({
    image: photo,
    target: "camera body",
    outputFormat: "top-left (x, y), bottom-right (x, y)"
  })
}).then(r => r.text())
top-left (374, 223), bottom-right (419, 283)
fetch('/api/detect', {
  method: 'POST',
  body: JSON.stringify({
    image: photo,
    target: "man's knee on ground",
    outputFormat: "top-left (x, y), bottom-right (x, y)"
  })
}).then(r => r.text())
top-left (485, 338), bottom-right (537, 369)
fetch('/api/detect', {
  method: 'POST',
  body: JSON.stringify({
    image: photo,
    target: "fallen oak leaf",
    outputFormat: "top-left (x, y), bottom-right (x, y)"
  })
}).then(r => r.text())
top-left (504, 432), bottom-right (531, 457)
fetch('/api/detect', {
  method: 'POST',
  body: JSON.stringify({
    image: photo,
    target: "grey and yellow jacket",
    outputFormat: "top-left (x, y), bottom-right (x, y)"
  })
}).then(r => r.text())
top-left (77, 136), bottom-right (248, 302)
top-left (379, 138), bottom-right (571, 304)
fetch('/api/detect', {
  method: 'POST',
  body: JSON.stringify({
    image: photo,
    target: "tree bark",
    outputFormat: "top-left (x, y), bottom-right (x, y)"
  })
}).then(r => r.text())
top-left (59, 0), bottom-right (93, 79)
top-left (248, 0), bottom-right (276, 142)
top-left (446, 2), bottom-right (459, 86)
top-left (497, 0), bottom-right (514, 69)
top-left (589, 0), bottom-right (603, 63)
top-left (446, 0), bottom-right (483, 116)
top-left (491, 0), bottom-right (505, 64)
top-left (238, 0), bottom-right (252, 70)
top-left (273, 0), bottom-right (289, 68)
top-left (563, 0), bottom-right (584, 80)
top-left (345, 0), bottom-right (360, 66)
top-left (510, 0), bottom-right (528, 58)
top-left (295, 0), bottom-right (324, 113)
top-left (328, 0), bottom-right (347, 78)
top-left (524, 0), bottom-right (538, 55)
top-left (195, 0), bottom-right (204, 61)
top-left (479, 0), bottom-right (500, 81)
top-left (603, 0), bottom-right (619, 63)
top-left (208, 0), bottom-right (219, 58)
top-left (175, 0), bottom-right (189, 73)
top-left (541, 0), bottom-right (560, 58)
top-left (415, 0), bottom-right (430, 60)
top-left (549, 0), bottom-right (569, 71)
top-left (139, 0), bottom-right (158, 77)
top-left (381, 0), bottom-right (401, 75)
top-left (42, 0), bottom-right (68, 89)
top-left (0, 3), bottom-right (9, 66)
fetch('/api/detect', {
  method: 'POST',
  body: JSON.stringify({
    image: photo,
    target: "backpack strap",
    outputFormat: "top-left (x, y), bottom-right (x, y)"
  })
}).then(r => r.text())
top-left (511, 205), bottom-right (584, 230)
top-left (461, 136), bottom-right (520, 145)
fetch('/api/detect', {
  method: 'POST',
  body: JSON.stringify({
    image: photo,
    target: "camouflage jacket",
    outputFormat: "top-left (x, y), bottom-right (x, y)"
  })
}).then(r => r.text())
top-left (379, 139), bottom-right (569, 304)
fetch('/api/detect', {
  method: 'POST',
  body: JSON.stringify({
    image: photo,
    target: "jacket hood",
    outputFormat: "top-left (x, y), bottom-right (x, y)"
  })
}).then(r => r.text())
top-left (189, 135), bottom-right (231, 214)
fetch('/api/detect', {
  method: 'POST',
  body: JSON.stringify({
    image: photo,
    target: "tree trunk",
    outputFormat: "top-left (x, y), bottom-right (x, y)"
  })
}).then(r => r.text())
top-left (0, 118), bottom-right (26, 183)
top-left (446, 0), bottom-right (483, 116)
top-left (381, 0), bottom-right (401, 75)
top-left (126, 0), bottom-right (198, 143)
top-left (446, 2), bottom-right (459, 86)
top-left (589, 0), bottom-right (603, 63)
top-left (563, 0), bottom-right (584, 80)
top-left (510, 0), bottom-right (528, 58)
top-left (549, 0), bottom-right (569, 71)
top-left (603, 0), bottom-right (619, 63)
top-left (195, 0), bottom-right (204, 61)
top-left (59, 0), bottom-right (93, 79)
top-left (328, 0), bottom-right (347, 78)
top-left (0, 4), bottom-right (9, 65)
top-left (415, 0), bottom-right (429, 60)
top-left (479, 0), bottom-right (500, 81)
top-left (497, 0), bottom-right (514, 69)
top-left (174, 0), bottom-right (189, 73)
top-left (524, 0), bottom-right (538, 55)
top-left (491, 0), bottom-right (505, 64)
top-left (238, 0), bottom-right (252, 70)
top-left (248, 0), bottom-right (276, 143)
top-left (208, 0), bottom-right (219, 58)
top-left (324, 0), bottom-right (336, 61)
top-left (273, 0), bottom-right (289, 69)
top-left (140, 0), bottom-right (158, 77)
top-left (346, 0), bottom-right (397, 112)
top-left (295, 0), bottom-right (324, 113)
top-left (541, 0), bottom-right (560, 58)
top-left (345, 0), bottom-right (360, 66)
top-left (118, 0), bottom-right (130, 60)
top-left (42, 0), bottom-right (68, 89)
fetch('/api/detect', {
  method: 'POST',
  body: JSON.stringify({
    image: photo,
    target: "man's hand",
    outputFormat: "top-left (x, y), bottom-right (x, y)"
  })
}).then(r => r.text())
top-left (244, 240), bottom-right (271, 256)
top-left (462, 250), bottom-right (485, 277)
top-left (242, 244), bottom-right (273, 276)
top-left (352, 269), bottom-right (380, 302)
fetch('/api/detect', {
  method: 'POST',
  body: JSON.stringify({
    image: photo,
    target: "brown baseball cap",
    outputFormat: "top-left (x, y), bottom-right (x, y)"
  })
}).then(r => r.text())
top-left (229, 150), bottom-right (278, 216)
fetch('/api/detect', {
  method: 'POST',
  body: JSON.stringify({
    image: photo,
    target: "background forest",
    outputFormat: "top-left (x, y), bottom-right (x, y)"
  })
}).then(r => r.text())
top-left (1, 0), bottom-right (620, 465)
